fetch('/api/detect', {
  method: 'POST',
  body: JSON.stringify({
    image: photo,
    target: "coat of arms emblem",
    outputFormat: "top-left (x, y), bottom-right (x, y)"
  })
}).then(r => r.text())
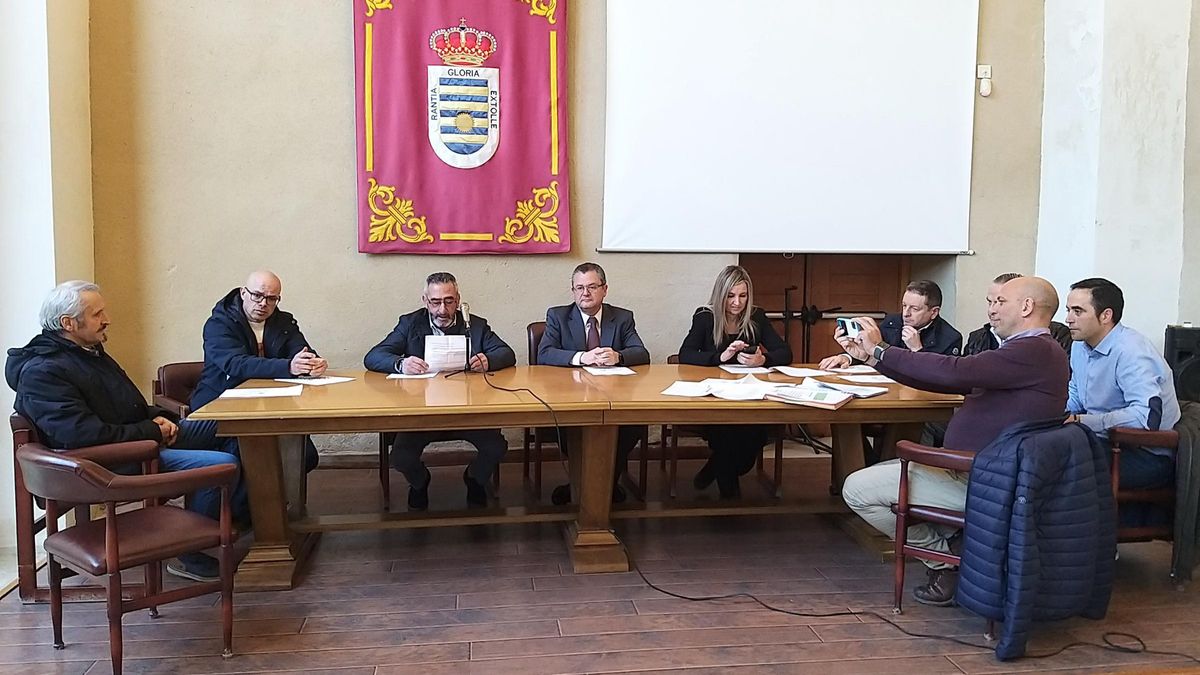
top-left (428, 19), bottom-right (500, 169)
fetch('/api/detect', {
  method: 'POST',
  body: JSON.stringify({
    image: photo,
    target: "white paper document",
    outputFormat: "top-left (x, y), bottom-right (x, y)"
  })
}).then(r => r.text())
top-left (839, 374), bottom-right (895, 384)
top-left (661, 381), bottom-right (714, 397)
top-left (801, 377), bottom-right (887, 399)
top-left (830, 365), bottom-right (878, 374)
top-left (661, 375), bottom-right (783, 400)
top-left (424, 335), bottom-right (468, 372)
top-left (219, 385), bottom-right (303, 399)
top-left (274, 376), bottom-right (355, 386)
top-left (771, 366), bottom-right (832, 377)
top-left (718, 364), bottom-right (771, 374)
top-left (584, 366), bottom-right (636, 376)
top-left (386, 373), bottom-right (438, 380)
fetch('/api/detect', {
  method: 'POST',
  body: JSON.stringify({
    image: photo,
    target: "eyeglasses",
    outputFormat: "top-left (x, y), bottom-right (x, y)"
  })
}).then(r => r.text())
top-left (572, 284), bottom-right (605, 294)
top-left (244, 288), bottom-right (281, 305)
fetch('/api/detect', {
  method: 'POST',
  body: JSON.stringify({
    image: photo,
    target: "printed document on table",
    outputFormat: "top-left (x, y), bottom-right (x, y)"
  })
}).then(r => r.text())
top-left (705, 375), bottom-right (783, 401)
top-left (386, 373), bottom-right (438, 380)
top-left (584, 366), bottom-right (636, 376)
top-left (219, 385), bottom-right (303, 399)
top-left (839, 374), bottom-right (895, 384)
top-left (800, 377), bottom-right (887, 398)
top-left (830, 365), bottom-right (877, 374)
top-left (274, 376), bottom-right (355, 386)
top-left (424, 335), bottom-right (467, 372)
top-left (719, 364), bottom-right (771, 374)
top-left (771, 366), bottom-right (832, 377)
top-left (661, 381), bottom-right (712, 397)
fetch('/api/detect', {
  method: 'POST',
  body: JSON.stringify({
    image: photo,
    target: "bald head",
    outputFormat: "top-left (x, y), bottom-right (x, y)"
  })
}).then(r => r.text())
top-left (240, 270), bottom-right (283, 322)
top-left (989, 275), bottom-right (1058, 338)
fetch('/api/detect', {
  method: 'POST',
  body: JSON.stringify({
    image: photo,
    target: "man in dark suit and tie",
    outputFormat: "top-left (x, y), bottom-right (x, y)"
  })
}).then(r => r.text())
top-left (539, 262), bottom-right (651, 505)
top-left (364, 272), bottom-right (516, 510)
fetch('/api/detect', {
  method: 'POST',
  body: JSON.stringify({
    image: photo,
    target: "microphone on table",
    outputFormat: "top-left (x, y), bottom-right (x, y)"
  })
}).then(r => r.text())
top-left (461, 302), bottom-right (472, 373)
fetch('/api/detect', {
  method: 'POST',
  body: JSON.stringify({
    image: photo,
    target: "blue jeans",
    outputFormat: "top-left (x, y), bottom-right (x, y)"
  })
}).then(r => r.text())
top-left (167, 420), bottom-right (248, 521)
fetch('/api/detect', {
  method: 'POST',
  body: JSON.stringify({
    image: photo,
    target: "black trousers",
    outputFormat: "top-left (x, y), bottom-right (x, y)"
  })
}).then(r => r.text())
top-left (391, 429), bottom-right (508, 485)
top-left (700, 425), bottom-right (769, 480)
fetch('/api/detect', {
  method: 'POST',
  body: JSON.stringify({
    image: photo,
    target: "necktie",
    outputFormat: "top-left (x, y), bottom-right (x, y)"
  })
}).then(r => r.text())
top-left (585, 316), bottom-right (600, 351)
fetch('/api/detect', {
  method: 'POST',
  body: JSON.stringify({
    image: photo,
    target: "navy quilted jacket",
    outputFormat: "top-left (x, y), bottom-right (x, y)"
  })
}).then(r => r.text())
top-left (956, 419), bottom-right (1116, 660)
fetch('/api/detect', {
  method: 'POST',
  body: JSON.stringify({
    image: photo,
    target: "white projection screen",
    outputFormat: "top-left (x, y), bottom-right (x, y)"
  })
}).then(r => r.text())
top-left (602, 1), bottom-right (979, 253)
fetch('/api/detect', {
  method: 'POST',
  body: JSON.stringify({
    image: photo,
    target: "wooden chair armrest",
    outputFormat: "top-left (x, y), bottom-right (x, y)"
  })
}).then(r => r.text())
top-left (152, 394), bottom-right (191, 419)
top-left (106, 463), bottom-right (238, 501)
top-left (64, 440), bottom-right (161, 467)
top-left (895, 440), bottom-right (974, 472)
top-left (1108, 427), bottom-right (1179, 450)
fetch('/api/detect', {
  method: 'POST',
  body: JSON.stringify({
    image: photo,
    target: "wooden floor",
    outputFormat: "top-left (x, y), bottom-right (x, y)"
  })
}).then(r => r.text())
top-left (2, 457), bottom-right (1200, 674)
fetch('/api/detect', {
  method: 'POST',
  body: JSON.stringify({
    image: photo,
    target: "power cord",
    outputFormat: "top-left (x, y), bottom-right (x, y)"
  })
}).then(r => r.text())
top-left (628, 552), bottom-right (1200, 664)
top-left (476, 371), bottom-right (572, 483)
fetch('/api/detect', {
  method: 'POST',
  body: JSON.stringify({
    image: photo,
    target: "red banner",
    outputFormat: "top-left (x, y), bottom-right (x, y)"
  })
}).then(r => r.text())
top-left (355, 0), bottom-right (570, 254)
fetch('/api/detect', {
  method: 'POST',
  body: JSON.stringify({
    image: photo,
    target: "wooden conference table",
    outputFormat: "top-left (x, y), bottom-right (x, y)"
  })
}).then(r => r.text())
top-left (189, 365), bottom-right (959, 590)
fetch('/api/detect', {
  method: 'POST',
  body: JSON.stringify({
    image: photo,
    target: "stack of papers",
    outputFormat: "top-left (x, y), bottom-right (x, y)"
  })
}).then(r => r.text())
top-left (801, 377), bottom-right (888, 398)
top-left (764, 385), bottom-right (852, 410)
top-left (661, 374), bottom-right (869, 410)
top-left (661, 374), bottom-right (781, 400)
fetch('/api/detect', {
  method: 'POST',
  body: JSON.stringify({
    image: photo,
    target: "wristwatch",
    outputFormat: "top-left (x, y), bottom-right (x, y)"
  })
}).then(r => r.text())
top-left (872, 343), bottom-right (891, 362)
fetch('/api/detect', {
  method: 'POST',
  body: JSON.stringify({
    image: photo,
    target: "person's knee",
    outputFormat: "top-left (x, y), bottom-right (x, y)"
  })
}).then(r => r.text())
top-left (841, 463), bottom-right (897, 511)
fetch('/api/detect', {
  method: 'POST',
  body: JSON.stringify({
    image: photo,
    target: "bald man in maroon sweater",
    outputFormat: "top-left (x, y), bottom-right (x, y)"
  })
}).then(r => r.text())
top-left (838, 276), bottom-right (1069, 607)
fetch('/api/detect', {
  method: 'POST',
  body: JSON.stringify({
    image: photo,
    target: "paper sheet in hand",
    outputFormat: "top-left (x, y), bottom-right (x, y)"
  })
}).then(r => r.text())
top-left (274, 376), bottom-right (355, 386)
top-left (219, 384), bottom-right (303, 399)
top-left (840, 374), bottom-right (895, 384)
top-left (830, 365), bottom-right (877, 374)
top-left (771, 366), bottom-right (832, 377)
top-left (424, 335), bottom-right (467, 372)
top-left (719, 364), bottom-right (771, 374)
top-left (386, 373), bottom-right (438, 379)
top-left (584, 366), bottom-right (636, 376)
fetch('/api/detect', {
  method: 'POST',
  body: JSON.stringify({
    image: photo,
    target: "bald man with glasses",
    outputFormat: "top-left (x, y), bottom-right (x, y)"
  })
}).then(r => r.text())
top-left (191, 270), bottom-right (324, 470)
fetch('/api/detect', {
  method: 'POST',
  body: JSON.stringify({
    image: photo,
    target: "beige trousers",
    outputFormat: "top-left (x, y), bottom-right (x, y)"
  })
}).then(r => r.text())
top-left (841, 458), bottom-right (969, 570)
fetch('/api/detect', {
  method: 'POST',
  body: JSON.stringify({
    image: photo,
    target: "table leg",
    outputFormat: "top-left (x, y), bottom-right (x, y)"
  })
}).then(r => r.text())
top-left (876, 422), bottom-right (926, 463)
top-left (235, 435), bottom-right (318, 591)
top-left (564, 424), bottom-right (629, 573)
top-left (830, 423), bottom-right (866, 495)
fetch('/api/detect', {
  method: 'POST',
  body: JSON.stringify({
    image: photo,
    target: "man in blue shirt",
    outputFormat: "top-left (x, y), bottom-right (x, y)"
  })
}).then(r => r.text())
top-left (1065, 277), bottom-right (1181, 524)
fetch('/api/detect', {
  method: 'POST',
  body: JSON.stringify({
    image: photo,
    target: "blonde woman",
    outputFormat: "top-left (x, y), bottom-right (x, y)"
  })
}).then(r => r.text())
top-left (678, 265), bottom-right (791, 497)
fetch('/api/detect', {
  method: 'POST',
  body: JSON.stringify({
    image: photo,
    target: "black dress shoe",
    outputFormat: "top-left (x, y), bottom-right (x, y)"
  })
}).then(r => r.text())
top-left (913, 567), bottom-right (959, 606)
top-left (408, 467), bottom-right (431, 511)
top-left (716, 474), bottom-right (741, 499)
top-left (693, 461), bottom-right (717, 491)
top-left (463, 468), bottom-right (488, 507)
top-left (551, 483), bottom-right (572, 506)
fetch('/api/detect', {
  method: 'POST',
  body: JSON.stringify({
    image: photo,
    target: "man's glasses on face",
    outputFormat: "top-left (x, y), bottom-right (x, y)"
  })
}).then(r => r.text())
top-left (426, 298), bottom-right (457, 308)
top-left (244, 288), bottom-right (281, 305)
top-left (572, 284), bottom-right (604, 294)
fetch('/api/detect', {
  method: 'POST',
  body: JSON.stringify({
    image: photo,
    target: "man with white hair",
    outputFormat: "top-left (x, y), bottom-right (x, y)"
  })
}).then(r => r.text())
top-left (5, 280), bottom-right (245, 583)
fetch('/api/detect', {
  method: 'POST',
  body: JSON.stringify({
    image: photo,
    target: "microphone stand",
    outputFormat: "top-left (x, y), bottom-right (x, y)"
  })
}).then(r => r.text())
top-left (445, 305), bottom-right (473, 378)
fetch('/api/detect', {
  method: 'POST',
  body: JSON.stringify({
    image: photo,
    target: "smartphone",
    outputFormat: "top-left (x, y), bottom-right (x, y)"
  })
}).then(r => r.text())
top-left (739, 343), bottom-right (759, 355)
top-left (836, 318), bottom-right (861, 338)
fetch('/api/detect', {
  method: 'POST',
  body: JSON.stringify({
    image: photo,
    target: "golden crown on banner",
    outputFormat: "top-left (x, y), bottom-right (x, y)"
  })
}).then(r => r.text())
top-left (428, 18), bottom-right (498, 67)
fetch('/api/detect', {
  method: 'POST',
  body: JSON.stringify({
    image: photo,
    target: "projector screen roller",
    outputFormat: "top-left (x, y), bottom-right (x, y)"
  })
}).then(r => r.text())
top-left (602, 0), bottom-right (979, 254)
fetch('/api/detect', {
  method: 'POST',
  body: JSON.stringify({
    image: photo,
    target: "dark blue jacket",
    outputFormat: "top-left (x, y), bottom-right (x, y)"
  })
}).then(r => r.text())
top-left (538, 303), bottom-right (650, 367)
top-left (956, 418), bottom-right (1116, 660)
top-left (363, 308), bottom-right (515, 373)
top-left (5, 331), bottom-right (169, 448)
top-left (191, 288), bottom-right (315, 410)
top-left (880, 313), bottom-right (963, 356)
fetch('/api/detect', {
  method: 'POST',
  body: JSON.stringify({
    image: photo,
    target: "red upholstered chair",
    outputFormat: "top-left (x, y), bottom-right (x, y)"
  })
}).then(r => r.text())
top-left (1108, 427), bottom-right (1180, 545)
top-left (11, 414), bottom-right (153, 604)
top-left (152, 361), bottom-right (204, 419)
top-left (891, 440), bottom-right (994, 637)
top-left (16, 442), bottom-right (237, 675)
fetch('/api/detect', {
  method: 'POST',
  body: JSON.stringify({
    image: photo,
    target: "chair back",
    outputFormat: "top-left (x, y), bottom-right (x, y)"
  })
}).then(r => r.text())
top-left (10, 413), bottom-right (41, 448)
top-left (16, 444), bottom-right (121, 505)
top-left (527, 321), bottom-right (547, 365)
top-left (153, 361), bottom-right (204, 417)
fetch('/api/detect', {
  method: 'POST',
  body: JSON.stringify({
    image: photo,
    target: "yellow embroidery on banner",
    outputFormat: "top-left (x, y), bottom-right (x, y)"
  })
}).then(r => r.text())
top-left (367, 178), bottom-right (434, 244)
top-left (499, 181), bottom-right (560, 245)
top-left (364, 0), bottom-right (393, 18)
top-left (516, 0), bottom-right (557, 25)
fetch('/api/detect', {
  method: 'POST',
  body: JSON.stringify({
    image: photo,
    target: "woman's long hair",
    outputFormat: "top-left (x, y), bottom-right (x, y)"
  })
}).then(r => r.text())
top-left (705, 265), bottom-right (758, 346)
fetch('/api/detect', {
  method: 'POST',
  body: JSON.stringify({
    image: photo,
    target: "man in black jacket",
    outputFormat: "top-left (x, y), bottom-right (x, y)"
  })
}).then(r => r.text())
top-left (364, 272), bottom-right (515, 509)
top-left (819, 279), bottom-right (963, 369)
top-left (192, 271), bottom-right (324, 471)
top-left (6, 281), bottom-right (244, 583)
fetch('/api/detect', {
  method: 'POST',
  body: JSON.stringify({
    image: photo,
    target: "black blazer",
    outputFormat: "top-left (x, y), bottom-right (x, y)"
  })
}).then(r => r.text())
top-left (678, 307), bottom-right (791, 367)
top-left (880, 313), bottom-right (963, 356)
top-left (363, 308), bottom-right (516, 373)
top-left (537, 303), bottom-right (650, 367)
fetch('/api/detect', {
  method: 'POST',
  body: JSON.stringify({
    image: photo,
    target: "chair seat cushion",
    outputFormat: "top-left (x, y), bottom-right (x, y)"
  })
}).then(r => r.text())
top-left (45, 506), bottom-right (222, 576)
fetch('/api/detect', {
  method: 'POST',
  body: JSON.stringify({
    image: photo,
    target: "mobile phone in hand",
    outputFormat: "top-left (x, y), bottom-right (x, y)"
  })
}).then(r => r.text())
top-left (836, 318), bottom-right (861, 338)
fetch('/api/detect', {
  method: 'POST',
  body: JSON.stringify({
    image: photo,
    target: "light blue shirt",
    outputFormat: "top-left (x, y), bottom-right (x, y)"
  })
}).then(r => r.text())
top-left (1067, 324), bottom-right (1181, 454)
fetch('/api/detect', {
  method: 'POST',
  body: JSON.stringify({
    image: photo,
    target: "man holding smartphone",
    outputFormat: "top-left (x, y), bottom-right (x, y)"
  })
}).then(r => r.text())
top-left (819, 280), bottom-right (962, 369)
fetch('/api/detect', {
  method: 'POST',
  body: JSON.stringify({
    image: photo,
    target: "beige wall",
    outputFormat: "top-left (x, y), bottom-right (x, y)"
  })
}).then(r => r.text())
top-left (89, 1), bottom-right (1046, 452)
top-left (48, 0), bottom-right (94, 282)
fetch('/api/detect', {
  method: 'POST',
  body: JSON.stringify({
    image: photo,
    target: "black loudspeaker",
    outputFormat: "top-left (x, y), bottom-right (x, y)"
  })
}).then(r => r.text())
top-left (1165, 324), bottom-right (1200, 402)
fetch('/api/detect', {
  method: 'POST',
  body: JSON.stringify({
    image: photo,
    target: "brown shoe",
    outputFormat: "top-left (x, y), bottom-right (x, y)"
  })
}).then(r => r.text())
top-left (913, 567), bottom-right (958, 606)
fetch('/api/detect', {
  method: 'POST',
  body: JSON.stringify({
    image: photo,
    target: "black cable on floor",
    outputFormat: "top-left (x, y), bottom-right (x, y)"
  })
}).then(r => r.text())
top-left (628, 551), bottom-right (1200, 664)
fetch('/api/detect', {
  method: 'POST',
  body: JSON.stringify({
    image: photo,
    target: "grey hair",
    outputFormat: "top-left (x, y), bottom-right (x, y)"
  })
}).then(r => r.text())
top-left (425, 271), bottom-right (457, 287)
top-left (40, 280), bottom-right (100, 331)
